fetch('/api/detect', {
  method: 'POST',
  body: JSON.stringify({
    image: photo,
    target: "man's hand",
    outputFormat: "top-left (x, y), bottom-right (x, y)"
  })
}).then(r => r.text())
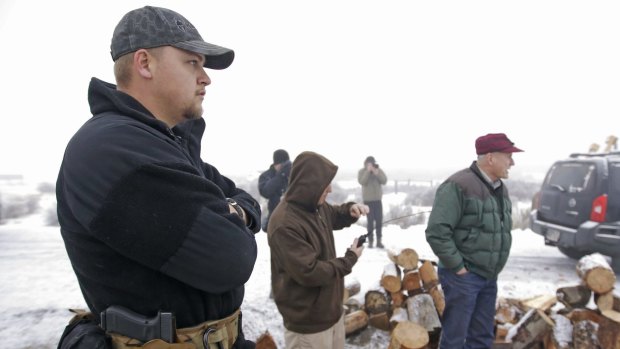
top-left (456, 267), bottom-right (468, 275)
top-left (350, 238), bottom-right (364, 257)
top-left (349, 203), bottom-right (369, 218)
top-left (228, 202), bottom-right (248, 225)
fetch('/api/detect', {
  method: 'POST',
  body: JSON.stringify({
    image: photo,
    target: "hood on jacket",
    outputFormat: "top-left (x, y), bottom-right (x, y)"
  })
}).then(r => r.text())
top-left (285, 151), bottom-right (337, 212)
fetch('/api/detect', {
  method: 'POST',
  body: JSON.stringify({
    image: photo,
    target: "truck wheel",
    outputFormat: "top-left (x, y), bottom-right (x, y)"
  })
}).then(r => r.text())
top-left (557, 246), bottom-right (588, 260)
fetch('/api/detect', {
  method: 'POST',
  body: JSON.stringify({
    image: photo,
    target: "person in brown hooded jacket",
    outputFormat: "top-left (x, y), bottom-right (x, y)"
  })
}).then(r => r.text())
top-left (267, 151), bottom-right (368, 349)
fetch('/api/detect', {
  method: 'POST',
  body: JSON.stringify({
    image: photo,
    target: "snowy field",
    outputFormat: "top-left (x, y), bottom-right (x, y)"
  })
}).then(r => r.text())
top-left (1, 212), bottom-right (618, 348)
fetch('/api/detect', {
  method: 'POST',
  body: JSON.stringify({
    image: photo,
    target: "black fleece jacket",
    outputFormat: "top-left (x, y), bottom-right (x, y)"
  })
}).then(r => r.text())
top-left (56, 78), bottom-right (261, 334)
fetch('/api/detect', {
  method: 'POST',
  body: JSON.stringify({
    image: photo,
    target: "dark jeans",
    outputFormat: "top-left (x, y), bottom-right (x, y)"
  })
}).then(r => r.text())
top-left (365, 200), bottom-right (383, 240)
top-left (438, 267), bottom-right (497, 349)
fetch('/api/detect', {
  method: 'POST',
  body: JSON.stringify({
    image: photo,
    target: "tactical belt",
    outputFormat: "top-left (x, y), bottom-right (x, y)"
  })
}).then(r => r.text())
top-left (109, 308), bottom-right (240, 349)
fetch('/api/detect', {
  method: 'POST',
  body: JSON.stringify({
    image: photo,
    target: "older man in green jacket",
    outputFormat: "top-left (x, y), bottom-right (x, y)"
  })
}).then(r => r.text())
top-left (425, 133), bottom-right (523, 349)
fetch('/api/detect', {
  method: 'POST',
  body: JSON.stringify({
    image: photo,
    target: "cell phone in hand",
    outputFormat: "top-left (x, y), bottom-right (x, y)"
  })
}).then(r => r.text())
top-left (356, 234), bottom-right (367, 247)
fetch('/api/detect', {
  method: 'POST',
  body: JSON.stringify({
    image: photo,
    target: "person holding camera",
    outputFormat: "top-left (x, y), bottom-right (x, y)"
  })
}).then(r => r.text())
top-left (357, 156), bottom-right (388, 248)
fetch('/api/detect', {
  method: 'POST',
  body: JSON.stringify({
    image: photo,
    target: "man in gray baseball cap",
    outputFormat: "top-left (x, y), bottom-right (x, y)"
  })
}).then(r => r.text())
top-left (111, 6), bottom-right (234, 69)
top-left (56, 6), bottom-right (259, 349)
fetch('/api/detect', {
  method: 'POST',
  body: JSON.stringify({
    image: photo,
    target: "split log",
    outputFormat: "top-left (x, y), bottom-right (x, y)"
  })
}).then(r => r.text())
top-left (368, 311), bottom-right (391, 331)
top-left (495, 323), bottom-right (512, 341)
top-left (545, 313), bottom-right (573, 349)
top-left (556, 285), bottom-right (592, 309)
top-left (419, 259), bottom-right (439, 291)
top-left (255, 331), bottom-right (277, 349)
top-left (365, 287), bottom-right (390, 314)
top-left (576, 253), bottom-right (616, 294)
top-left (598, 315), bottom-right (620, 349)
top-left (345, 309), bottom-right (369, 337)
top-left (496, 297), bottom-right (525, 325)
top-left (381, 262), bottom-right (403, 293)
top-left (389, 307), bottom-right (409, 328)
top-left (601, 309), bottom-right (620, 323)
top-left (572, 319), bottom-right (601, 349)
top-left (343, 277), bottom-right (361, 301)
top-left (402, 270), bottom-right (423, 296)
top-left (427, 285), bottom-right (445, 318)
top-left (565, 308), bottom-right (605, 324)
top-left (406, 293), bottom-right (441, 332)
top-left (595, 291), bottom-right (620, 312)
top-left (390, 291), bottom-right (407, 309)
top-left (520, 294), bottom-right (557, 312)
top-left (387, 247), bottom-right (419, 270)
top-left (388, 321), bottom-right (429, 349)
top-left (505, 308), bottom-right (554, 349)
top-left (344, 297), bottom-right (362, 314)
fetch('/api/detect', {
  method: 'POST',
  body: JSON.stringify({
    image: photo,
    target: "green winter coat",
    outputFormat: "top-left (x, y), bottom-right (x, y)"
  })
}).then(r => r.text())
top-left (425, 162), bottom-right (513, 280)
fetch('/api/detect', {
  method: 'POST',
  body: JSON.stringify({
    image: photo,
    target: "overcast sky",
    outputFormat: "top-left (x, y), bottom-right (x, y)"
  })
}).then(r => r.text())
top-left (1, 0), bottom-right (619, 183)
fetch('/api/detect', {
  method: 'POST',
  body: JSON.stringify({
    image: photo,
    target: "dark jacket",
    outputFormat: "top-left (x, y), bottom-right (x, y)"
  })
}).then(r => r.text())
top-left (425, 162), bottom-right (513, 280)
top-left (267, 151), bottom-right (359, 334)
top-left (56, 78), bottom-right (261, 332)
top-left (258, 160), bottom-right (291, 227)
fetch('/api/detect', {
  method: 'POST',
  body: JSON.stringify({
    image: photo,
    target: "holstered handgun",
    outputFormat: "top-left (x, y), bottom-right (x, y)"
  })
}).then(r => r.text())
top-left (100, 305), bottom-right (176, 343)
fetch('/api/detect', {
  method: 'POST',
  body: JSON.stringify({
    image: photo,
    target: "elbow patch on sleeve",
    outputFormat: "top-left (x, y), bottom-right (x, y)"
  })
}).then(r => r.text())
top-left (90, 163), bottom-right (223, 269)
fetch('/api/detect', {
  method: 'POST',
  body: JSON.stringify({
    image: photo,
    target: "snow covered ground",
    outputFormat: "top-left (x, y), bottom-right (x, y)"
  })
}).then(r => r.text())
top-left (1, 212), bottom-right (618, 348)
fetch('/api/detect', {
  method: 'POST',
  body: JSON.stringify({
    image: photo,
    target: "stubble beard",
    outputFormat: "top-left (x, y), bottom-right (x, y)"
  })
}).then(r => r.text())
top-left (183, 104), bottom-right (203, 121)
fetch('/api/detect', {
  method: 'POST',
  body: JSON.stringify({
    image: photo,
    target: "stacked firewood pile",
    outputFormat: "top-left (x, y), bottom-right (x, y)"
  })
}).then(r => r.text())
top-left (343, 249), bottom-right (620, 349)
top-left (496, 253), bottom-right (620, 349)
top-left (343, 247), bottom-right (445, 348)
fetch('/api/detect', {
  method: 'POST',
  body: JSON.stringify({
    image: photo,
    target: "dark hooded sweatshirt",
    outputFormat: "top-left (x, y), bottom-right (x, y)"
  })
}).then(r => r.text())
top-left (56, 78), bottom-right (261, 337)
top-left (267, 151), bottom-right (359, 334)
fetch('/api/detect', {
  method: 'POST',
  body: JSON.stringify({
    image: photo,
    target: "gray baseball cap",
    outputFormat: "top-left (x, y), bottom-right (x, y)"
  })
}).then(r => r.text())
top-left (110, 6), bottom-right (234, 70)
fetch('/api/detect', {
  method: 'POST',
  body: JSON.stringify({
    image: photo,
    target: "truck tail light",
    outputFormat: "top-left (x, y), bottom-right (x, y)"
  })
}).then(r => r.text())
top-left (590, 194), bottom-right (608, 222)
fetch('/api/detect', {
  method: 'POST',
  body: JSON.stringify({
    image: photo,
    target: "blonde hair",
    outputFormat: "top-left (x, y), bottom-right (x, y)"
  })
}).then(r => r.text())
top-left (113, 48), bottom-right (164, 88)
top-left (113, 54), bottom-right (133, 88)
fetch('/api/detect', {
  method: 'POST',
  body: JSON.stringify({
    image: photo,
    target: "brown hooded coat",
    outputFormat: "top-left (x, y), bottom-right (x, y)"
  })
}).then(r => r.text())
top-left (267, 151), bottom-right (359, 334)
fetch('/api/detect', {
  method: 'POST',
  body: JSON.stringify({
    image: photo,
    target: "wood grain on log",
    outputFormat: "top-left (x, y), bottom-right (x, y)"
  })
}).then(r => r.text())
top-left (406, 293), bottom-right (441, 332)
top-left (345, 309), bottom-right (369, 337)
top-left (576, 253), bottom-right (616, 294)
top-left (419, 260), bottom-right (439, 291)
top-left (390, 291), bottom-right (407, 309)
top-left (343, 278), bottom-right (361, 301)
top-left (598, 315), bottom-right (620, 349)
top-left (505, 308), bottom-right (553, 349)
top-left (389, 307), bottom-right (409, 328)
top-left (389, 321), bottom-right (429, 349)
top-left (520, 294), bottom-right (557, 312)
top-left (496, 297), bottom-right (525, 324)
top-left (547, 313), bottom-right (573, 349)
top-left (556, 285), bottom-right (592, 309)
top-left (382, 262), bottom-right (403, 293)
top-left (344, 297), bottom-right (362, 314)
top-left (368, 311), bottom-right (391, 331)
top-left (402, 270), bottom-right (422, 293)
top-left (428, 285), bottom-right (445, 318)
top-left (365, 289), bottom-right (390, 314)
top-left (572, 319), bottom-right (601, 349)
top-left (387, 248), bottom-right (419, 270)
